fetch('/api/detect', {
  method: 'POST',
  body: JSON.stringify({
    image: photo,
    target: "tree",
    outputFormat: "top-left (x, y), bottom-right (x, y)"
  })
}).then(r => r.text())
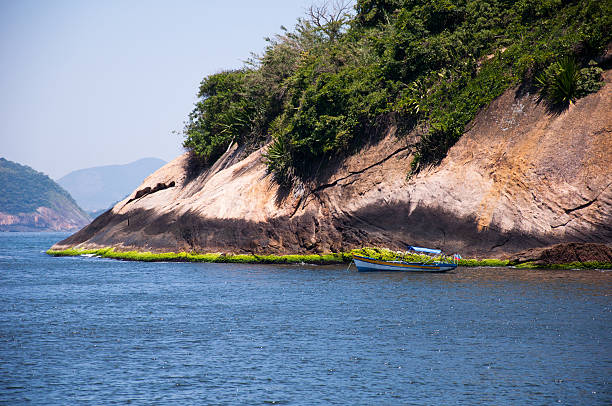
top-left (306, 0), bottom-right (354, 41)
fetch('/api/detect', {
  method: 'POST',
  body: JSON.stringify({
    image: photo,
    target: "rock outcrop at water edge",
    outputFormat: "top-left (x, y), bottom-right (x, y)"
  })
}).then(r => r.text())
top-left (52, 71), bottom-right (612, 257)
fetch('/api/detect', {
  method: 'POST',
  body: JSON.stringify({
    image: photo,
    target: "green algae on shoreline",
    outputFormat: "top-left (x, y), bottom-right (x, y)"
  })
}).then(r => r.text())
top-left (46, 248), bottom-right (349, 265)
top-left (46, 247), bottom-right (612, 269)
top-left (513, 261), bottom-right (612, 270)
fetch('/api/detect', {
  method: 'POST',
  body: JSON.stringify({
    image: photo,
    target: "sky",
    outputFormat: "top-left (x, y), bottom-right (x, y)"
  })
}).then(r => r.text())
top-left (0, 0), bottom-right (316, 179)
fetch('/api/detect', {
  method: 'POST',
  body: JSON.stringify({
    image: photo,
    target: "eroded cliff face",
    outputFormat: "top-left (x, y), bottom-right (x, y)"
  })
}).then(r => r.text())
top-left (52, 71), bottom-right (612, 257)
top-left (0, 206), bottom-right (90, 232)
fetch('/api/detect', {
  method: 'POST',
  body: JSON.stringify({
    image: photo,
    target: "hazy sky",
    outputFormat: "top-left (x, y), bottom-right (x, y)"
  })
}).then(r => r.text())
top-left (0, 0), bottom-right (315, 179)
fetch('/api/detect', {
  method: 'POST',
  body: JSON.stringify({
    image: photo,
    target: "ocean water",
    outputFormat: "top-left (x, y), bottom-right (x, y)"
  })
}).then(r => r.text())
top-left (0, 233), bottom-right (610, 405)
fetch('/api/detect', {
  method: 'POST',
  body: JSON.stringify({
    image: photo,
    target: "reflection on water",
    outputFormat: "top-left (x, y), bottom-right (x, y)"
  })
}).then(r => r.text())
top-left (455, 266), bottom-right (611, 284)
top-left (364, 266), bottom-right (612, 295)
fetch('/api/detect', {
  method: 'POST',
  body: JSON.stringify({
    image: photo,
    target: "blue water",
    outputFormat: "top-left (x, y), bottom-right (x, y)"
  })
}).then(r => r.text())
top-left (0, 233), bottom-right (610, 405)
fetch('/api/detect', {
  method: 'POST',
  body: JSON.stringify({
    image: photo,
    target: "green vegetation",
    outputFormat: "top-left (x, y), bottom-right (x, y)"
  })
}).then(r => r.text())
top-left (47, 248), bottom-right (350, 264)
top-left (457, 258), bottom-right (510, 267)
top-left (535, 57), bottom-right (605, 106)
top-left (514, 261), bottom-right (612, 270)
top-left (0, 158), bottom-right (85, 215)
top-left (351, 246), bottom-right (510, 267)
top-left (182, 0), bottom-right (611, 180)
top-left (352, 246), bottom-right (437, 263)
top-left (47, 247), bottom-right (611, 269)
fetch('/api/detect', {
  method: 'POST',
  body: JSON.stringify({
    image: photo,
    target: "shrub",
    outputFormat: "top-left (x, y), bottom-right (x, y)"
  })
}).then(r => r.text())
top-left (182, 0), bottom-right (612, 179)
top-left (576, 62), bottom-right (605, 97)
top-left (182, 70), bottom-right (256, 164)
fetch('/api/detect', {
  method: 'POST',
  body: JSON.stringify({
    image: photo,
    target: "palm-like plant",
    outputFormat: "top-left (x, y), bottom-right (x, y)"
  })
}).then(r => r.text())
top-left (536, 57), bottom-right (580, 106)
top-left (264, 135), bottom-right (294, 183)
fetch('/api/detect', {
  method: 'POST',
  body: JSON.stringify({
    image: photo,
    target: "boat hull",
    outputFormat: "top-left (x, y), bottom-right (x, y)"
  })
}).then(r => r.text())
top-left (352, 255), bottom-right (456, 273)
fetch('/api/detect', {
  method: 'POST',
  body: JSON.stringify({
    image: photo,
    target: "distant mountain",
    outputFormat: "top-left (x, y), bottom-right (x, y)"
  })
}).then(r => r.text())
top-left (0, 158), bottom-right (91, 231)
top-left (57, 158), bottom-right (166, 212)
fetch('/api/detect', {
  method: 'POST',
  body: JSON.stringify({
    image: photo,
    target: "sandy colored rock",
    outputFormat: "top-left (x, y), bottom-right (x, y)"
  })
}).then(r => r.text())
top-left (53, 71), bottom-right (612, 257)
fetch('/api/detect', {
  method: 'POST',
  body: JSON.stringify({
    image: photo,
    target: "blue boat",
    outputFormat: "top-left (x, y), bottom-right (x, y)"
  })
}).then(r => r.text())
top-left (352, 246), bottom-right (459, 272)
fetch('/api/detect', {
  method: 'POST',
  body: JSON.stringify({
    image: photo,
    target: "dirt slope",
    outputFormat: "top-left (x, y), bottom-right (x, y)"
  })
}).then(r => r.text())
top-left (52, 71), bottom-right (612, 257)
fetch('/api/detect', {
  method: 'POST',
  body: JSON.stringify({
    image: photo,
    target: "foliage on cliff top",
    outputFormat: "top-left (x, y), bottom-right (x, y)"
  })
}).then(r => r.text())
top-left (0, 158), bottom-right (86, 215)
top-left (183, 0), bottom-right (612, 180)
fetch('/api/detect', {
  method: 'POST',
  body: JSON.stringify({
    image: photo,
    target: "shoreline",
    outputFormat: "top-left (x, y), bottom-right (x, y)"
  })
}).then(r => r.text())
top-left (45, 247), bottom-right (612, 270)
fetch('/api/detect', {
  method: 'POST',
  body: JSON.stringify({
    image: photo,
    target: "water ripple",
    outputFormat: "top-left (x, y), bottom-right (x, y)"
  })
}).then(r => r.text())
top-left (0, 233), bottom-right (610, 404)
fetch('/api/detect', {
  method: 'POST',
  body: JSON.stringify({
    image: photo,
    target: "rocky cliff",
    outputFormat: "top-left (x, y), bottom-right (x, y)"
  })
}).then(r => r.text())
top-left (52, 71), bottom-right (612, 257)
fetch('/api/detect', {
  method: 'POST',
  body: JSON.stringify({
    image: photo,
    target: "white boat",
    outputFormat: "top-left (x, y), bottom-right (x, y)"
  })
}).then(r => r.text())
top-left (352, 246), bottom-right (459, 272)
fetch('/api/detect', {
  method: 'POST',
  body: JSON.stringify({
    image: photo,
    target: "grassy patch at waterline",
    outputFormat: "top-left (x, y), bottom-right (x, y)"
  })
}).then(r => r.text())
top-left (45, 247), bottom-right (508, 267)
top-left (513, 261), bottom-right (612, 270)
top-left (46, 247), bottom-right (611, 269)
top-left (46, 248), bottom-right (349, 265)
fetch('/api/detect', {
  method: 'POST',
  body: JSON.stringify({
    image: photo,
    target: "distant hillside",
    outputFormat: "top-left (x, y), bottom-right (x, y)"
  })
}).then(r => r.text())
top-left (0, 158), bottom-right (90, 231)
top-left (57, 158), bottom-right (166, 212)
